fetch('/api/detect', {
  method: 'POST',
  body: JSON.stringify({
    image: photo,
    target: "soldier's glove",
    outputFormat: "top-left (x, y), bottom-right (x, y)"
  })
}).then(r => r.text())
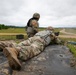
top-left (54, 32), bottom-right (60, 36)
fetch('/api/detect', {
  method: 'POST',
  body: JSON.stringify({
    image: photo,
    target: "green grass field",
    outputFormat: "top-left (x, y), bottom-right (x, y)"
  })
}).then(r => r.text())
top-left (0, 27), bottom-right (62, 40)
top-left (0, 28), bottom-right (26, 33)
top-left (68, 44), bottom-right (76, 57)
top-left (0, 28), bottom-right (62, 33)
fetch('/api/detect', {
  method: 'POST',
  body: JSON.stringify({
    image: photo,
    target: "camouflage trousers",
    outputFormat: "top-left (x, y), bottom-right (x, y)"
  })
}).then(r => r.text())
top-left (16, 36), bottom-right (45, 61)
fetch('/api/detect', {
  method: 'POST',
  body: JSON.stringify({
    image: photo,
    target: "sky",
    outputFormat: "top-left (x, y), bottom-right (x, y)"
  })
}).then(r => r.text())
top-left (0, 0), bottom-right (76, 27)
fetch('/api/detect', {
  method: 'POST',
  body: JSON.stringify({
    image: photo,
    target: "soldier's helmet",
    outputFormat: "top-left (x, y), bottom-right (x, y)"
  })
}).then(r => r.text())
top-left (33, 13), bottom-right (40, 20)
top-left (47, 26), bottom-right (54, 31)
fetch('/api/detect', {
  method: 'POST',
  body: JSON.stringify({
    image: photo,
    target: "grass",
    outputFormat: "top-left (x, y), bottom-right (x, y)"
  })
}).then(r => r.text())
top-left (68, 44), bottom-right (76, 57)
top-left (0, 35), bottom-right (28, 43)
top-left (0, 35), bottom-right (16, 40)
top-left (0, 27), bottom-right (45, 40)
top-left (0, 27), bottom-right (62, 40)
top-left (60, 37), bottom-right (76, 57)
top-left (60, 38), bottom-right (76, 42)
top-left (54, 28), bottom-right (62, 32)
top-left (0, 28), bottom-right (62, 33)
top-left (0, 28), bottom-right (26, 33)
top-left (0, 28), bottom-right (40, 40)
top-left (65, 28), bottom-right (76, 34)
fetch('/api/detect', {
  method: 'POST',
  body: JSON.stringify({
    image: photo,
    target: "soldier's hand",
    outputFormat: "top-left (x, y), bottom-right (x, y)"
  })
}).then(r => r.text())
top-left (31, 20), bottom-right (38, 27)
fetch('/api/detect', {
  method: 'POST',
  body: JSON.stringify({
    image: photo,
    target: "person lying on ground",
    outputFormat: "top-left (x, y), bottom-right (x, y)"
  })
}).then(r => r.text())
top-left (0, 26), bottom-right (61, 70)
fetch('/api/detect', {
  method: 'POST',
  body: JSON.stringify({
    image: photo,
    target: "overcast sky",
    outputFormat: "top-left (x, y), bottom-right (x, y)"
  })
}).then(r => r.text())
top-left (0, 0), bottom-right (76, 27)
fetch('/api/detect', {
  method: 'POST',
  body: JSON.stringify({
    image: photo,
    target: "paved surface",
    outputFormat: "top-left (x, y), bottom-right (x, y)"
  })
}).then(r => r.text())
top-left (0, 45), bottom-right (76, 75)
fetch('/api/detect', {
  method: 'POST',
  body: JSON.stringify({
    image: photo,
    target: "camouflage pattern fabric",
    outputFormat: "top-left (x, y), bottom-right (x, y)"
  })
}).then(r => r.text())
top-left (0, 41), bottom-right (17, 50)
top-left (26, 19), bottom-right (39, 38)
top-left (15, 30), bottom-right (61, 61)
top-left (16, 36), bottom-right (45, 61)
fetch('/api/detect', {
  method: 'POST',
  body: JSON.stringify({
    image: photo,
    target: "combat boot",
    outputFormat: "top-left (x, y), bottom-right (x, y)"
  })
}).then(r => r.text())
top-left (0, 41), bottom-right (12, 51)
top-left (3, 47), bottom-right (21, 70)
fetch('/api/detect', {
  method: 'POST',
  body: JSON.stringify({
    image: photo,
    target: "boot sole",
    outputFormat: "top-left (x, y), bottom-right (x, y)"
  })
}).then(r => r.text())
top-left (3, 47), bottom-right (21, 70)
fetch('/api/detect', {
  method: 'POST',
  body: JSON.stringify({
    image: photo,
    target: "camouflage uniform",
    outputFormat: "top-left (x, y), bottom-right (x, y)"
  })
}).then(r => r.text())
top-left (14, 29), bottom-right (60, 61)
top-left (0, 27), bottom-right (61, 61)
top-left (26, 20), bottom-right (39, 37)
top-left (26, 13), bottom-right (40, 38)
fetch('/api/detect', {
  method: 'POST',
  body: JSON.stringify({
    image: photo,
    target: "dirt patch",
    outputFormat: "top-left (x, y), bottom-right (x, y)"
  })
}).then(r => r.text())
top-left (59, 29), bottom-right (76, 38)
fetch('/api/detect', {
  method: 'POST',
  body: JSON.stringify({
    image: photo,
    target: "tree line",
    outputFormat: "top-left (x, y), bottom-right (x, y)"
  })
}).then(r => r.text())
top-left (0, 24), bottom-right (24, 30)
top-left (0, 24), bottom-right (9, 30)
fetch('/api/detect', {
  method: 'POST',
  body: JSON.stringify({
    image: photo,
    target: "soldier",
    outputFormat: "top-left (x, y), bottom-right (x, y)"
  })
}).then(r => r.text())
top-left (26, 13), bottom-right (40, 38)
top-left (0, 26), bottom-right (61, 70)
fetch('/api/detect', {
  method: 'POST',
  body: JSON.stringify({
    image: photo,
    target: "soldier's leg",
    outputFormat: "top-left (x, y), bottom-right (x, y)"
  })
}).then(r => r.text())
top-left (0, 41), bottom-right (16, 50)
top-left (15, 37), bottom-right (35, 50)
top-left (3, 37), bottom-right (45, 70)
top-left (0, 37), bottom-right (33, 51)
top-left (18, 36), bottom-right (36, 46)
top-left (19, 37), bottom-right (45, 61)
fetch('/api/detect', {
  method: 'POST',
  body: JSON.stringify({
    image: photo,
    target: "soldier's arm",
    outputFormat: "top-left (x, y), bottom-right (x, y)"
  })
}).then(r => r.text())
top-left (31, 20), bottom-right (39, 32)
